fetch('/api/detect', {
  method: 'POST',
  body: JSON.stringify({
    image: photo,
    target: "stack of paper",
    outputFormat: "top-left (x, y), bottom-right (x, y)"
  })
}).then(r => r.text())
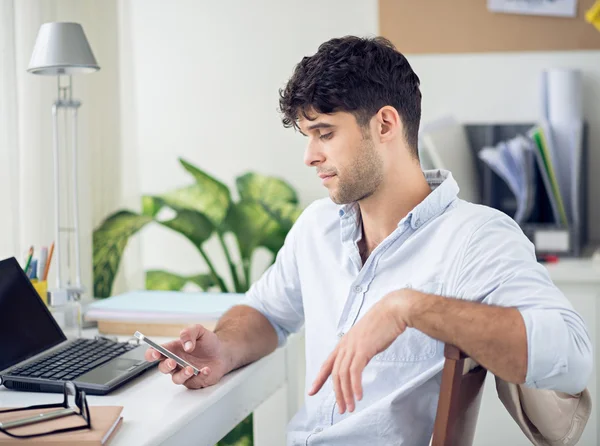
top-left (478, 136), bottom-right (537, 225)
top-left (540, 68), bottom-right (584, 229)
top-left (86, 291), bottom-right (244, 322)
top-left (85, 291), bottom-right (245, 336)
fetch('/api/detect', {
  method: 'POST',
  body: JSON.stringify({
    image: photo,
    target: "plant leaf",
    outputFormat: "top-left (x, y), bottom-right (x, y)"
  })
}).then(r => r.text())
top-left (159, 209), bottom-right (214, 248)
top-left (177, 158), bottom-right (232, 226)
top-left (160, 184), bottom-right (230, 228)
top-left (188, 274), bottom-right (219, 290)
top-left (224, 200), bottom-right (279, 260)
top-left (93, 211), bottom-right (153, 298)
top-left (142, 195), bottom-right (165, 218)
top-left (146, 270), bottom-right (217, 291)
top-left (236, 173), bottom-right (298, 205)
top-left (146, 270), bottom-right (188, 291)
top-left (259, 200), bottom-right (302, 234)
top-left (258, 201), bottom-right (302, 255)
top-left (216, 414), bottom-right (253, 446)
top-left (261, 225), bottom-right (287, 255)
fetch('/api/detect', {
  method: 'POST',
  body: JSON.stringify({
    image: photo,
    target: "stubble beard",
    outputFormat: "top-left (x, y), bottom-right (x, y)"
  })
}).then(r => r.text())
top-left (330, 136), bottom-right (384, 205)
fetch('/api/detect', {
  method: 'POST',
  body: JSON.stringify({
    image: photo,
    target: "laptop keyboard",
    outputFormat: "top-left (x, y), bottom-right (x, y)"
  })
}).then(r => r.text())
top-left (8, 338), bottom-right (137, 381)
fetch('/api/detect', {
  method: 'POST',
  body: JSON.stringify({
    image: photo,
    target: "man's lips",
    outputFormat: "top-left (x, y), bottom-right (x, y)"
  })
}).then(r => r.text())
top-left (318, 173), bottom-right (336, 179)
top-left (319, 173), bottom-right (336, 184)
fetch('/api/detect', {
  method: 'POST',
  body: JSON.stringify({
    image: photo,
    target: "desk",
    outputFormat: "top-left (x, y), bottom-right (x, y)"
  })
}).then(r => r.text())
top-left (0, 331), bottom-right (288, 446)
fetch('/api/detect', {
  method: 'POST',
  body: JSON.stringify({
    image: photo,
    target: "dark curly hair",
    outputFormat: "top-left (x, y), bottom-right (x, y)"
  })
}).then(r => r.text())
top-left (279, 36), bottom-right (422, 157)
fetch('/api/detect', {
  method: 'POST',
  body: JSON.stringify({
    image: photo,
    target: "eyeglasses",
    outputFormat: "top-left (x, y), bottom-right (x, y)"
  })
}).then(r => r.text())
top-left (0, 381), bottom-right (91, 439)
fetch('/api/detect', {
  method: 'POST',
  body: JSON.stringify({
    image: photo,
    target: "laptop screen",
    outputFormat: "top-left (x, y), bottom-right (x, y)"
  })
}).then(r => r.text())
top-left (0, 257), bottom-right (66, 371)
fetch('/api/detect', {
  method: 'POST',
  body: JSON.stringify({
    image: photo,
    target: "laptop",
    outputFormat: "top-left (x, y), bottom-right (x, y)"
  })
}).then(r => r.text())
top-left (0, 257), bottom-right (157, 395)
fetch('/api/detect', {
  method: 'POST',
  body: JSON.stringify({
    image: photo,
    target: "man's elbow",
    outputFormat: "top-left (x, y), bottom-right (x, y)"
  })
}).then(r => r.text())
top-left (567, 338), bottom-right (593, 394)
top-left (552, 333), bottom-right (593, 395)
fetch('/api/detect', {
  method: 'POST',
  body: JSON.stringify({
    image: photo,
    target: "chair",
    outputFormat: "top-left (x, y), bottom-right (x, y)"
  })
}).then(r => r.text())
top-left (431, 344), bottom-right (488, 446)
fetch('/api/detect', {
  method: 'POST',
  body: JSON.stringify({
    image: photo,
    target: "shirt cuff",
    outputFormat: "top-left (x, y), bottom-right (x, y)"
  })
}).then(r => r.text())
top-left (521, 308), bottom-right (569, 388)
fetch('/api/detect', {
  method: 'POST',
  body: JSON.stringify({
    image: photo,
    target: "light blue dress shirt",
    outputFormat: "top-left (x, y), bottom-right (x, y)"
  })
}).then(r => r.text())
top-left (243, 170), bottom-right (592, 446)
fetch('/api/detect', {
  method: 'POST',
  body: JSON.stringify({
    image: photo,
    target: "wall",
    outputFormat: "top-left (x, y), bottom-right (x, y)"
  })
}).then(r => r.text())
top-left (0, 0), bottom-right (20, 259)
top-left (119, 0), bottom-right (379, 292)
top-left (408, 50), bottom-right (600, 242)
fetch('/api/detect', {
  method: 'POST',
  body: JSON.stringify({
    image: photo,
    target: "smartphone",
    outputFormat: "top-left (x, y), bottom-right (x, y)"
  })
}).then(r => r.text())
top-left (134, 331), bottom-right (200, 376)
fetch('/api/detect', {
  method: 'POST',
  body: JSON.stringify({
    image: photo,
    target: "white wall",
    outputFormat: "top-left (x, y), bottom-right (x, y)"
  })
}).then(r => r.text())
top-left (119, 0), bottom-right (379, 291)
top-left (0, 0), bottom-right (20, 259)
top-left (409, 50), bottom-right (600, 242)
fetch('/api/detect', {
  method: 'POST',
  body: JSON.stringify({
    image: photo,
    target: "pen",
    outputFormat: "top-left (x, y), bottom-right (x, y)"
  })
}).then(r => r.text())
top-left (29, 259), bottom-right (38, 280)
top-left (0, 407), bottom-right (75, 429)
top-left (43, 242), bottom-right (55, 281)
top-left (23, 246), bottom-right (34, 274)
top-left (38, 246), bottom-right (48, 281)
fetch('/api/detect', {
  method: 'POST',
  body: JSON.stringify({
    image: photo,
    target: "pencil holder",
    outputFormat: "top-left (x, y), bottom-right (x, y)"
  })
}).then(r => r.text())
top-left (31, 279), bottom-right (48, 305)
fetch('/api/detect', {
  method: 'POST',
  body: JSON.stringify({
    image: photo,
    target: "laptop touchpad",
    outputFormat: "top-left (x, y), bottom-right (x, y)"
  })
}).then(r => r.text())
top-left (77, 358), bottom-right (144, 385)
top-left (112, 358), bottom-right (141, 370)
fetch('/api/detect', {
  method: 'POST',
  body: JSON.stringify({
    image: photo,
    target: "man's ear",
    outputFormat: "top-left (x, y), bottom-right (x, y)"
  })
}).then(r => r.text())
top-left (373, 106), bottom-right (401, 143)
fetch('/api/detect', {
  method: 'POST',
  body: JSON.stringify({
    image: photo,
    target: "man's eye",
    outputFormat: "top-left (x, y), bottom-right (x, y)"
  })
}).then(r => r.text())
top-left (319, 132), bottom-right (333, 140)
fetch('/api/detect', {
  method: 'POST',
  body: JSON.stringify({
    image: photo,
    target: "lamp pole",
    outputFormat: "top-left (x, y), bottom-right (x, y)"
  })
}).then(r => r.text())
top-left (28, 22), bottom-right (99, 316)
top-left (52, 75), bottom-right (83, 294)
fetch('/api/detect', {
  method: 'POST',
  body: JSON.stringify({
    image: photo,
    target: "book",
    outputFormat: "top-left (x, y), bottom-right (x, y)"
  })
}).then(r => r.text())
top-left (85, 291), bottom-right (245, 337)
top-left (0, 406), bottom-right (123, 444)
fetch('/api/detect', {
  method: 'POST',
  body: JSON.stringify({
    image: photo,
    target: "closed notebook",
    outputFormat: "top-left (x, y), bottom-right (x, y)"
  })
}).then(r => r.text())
top-left (0, 406), bottom-right (123, 445)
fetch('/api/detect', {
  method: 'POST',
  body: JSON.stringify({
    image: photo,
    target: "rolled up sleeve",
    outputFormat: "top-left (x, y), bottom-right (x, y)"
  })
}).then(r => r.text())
top-left (455, 213), bottom-right (593, 394)
top-left (242, 209), bottom-right (306, 347)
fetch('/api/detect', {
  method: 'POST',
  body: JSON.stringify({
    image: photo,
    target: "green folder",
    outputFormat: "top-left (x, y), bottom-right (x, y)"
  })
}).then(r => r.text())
top-left (531, 127), bottom-right (568, 227)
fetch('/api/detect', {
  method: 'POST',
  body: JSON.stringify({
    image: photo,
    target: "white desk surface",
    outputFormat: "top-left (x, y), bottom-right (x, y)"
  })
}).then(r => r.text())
top-left (0, 332), bottom-right (287, 446)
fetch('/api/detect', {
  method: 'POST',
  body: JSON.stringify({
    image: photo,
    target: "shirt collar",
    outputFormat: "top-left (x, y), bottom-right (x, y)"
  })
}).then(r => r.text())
top-left (337, 169), bottom-right (459, 229)
top-left (408, 169), bottom-right (459, 229)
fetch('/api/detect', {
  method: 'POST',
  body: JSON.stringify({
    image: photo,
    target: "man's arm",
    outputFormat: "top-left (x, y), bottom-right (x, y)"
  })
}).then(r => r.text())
top-left (214, 304), bottom-right (279, 374)
top-left (437, 214), bottom-right (592, 394)
top-left (309, 214), bottom-right (592, 413)
top-left (150, 203), bottom-right (308, 389)
top-left (404, 292), bottom-right (527, 383)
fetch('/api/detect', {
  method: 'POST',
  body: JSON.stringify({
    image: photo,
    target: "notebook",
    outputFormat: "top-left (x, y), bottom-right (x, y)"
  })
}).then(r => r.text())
top-left (0, 406), bottom-right (123, 444)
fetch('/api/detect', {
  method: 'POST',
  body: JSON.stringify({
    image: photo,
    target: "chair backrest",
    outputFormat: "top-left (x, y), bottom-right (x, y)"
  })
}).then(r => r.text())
top-left (431, 344), bottom-right (488, 446)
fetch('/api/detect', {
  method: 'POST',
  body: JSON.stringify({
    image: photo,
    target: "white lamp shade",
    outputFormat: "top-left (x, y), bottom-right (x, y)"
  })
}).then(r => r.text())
top-left (28, 22), bottom-right (100, 75)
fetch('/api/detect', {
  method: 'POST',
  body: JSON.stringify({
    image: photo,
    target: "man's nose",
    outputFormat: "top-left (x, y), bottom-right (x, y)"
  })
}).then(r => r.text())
top-left (304, 141), bottom-right (325, 167)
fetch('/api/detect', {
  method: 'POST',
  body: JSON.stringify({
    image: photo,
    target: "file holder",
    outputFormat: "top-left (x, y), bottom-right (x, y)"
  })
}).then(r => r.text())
top-left (463, 123), bottom-right (588, 257)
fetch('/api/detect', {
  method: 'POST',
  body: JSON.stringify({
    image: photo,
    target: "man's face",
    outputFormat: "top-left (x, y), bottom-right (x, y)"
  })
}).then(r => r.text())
top-left (298, 111), bottom-right (384, 204)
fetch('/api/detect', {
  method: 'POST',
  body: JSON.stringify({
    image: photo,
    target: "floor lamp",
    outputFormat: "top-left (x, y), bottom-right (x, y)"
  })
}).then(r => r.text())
top-left (28, 22), bottom-right (99, 322)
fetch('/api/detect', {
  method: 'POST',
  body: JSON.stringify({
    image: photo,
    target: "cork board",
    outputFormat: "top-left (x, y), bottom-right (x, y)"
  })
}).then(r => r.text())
top-left (379, 0), bottom-right (600, 54)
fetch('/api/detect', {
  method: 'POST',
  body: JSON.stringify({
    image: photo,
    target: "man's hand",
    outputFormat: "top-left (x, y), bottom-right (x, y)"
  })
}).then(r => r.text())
top-left (144, 324), bottom-right (230, 389)
top-left (308, 290), bottom-right (414, 414)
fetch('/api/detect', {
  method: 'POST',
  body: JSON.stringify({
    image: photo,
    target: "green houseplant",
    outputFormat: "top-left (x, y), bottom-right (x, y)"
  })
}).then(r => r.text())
top-left (92, 157), bottom-right (303, 445)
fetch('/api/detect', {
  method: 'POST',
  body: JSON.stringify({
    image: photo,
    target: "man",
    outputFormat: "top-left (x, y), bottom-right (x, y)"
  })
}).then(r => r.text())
top-left (145, 36), bottom-right (592, 445)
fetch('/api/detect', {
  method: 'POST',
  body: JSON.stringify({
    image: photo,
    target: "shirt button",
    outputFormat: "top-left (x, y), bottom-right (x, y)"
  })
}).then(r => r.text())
top-left (338, 332), bottom-right (344, 338)
top-left (354, 285), bottom-right (362, 293)
top-left (315, 427), bottom-right (323, 433)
